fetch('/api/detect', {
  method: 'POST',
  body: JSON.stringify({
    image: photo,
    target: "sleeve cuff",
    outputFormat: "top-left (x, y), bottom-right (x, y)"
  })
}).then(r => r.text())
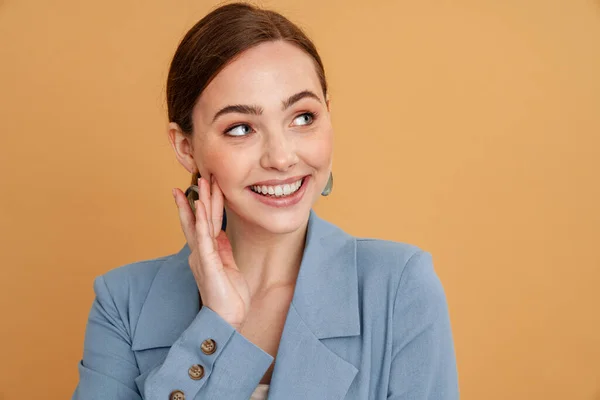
top-left (144, 305), bottom-right (274, 399)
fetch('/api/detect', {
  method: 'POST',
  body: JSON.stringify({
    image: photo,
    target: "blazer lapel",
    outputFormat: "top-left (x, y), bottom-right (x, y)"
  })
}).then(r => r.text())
top-left (267, 210), bottom-right (360, 399)
top-left (131, 246), bottom-right (197, 351)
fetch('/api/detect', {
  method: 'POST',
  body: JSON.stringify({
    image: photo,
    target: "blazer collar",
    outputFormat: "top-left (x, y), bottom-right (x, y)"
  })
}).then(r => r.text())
top-left (132, 208), bottom-right (360, 348)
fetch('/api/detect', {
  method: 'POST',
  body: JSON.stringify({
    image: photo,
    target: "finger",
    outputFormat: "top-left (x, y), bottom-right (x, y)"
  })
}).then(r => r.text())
top-left (199, 177), bottom-right (214, 238)
top-left (216, 230), bottom-right (238, 271)
top-left (173, 188), bottom-right (197, 247)
top-left (211, 176), bottom-right (224, 238)
top-left (194, 198), bottom-right (217, 259)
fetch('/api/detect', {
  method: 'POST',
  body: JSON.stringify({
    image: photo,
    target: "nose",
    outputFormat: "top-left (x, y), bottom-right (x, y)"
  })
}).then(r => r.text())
top-left (259, 130), bottom-right (299, 172)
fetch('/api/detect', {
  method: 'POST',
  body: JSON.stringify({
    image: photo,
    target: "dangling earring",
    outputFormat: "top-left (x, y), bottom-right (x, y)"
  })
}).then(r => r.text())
top-left (321, 172), bottom-right (333, 196)
top-left (184, 171), bottom-right (227, 231)
top-left (185, 171), bottom-right (201, 213)
top-left (185, 184), bottom-right (199, 213)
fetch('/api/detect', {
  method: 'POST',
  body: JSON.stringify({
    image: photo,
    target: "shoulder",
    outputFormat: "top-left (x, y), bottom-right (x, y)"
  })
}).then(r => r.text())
top-left (92, 251), bottom-right (176, 311)
top-left (355, 237), bottom-right (423, 270)
top-left (354, 237), bottom-right (446, 311)
top-left (355, 237), bottom-right (428, 285)
top-left (314, 211), bottom-right (441, 302)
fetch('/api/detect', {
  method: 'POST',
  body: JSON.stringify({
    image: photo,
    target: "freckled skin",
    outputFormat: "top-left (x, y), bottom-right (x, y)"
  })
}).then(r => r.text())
top-left (189, 40), bottom-right (333, 234)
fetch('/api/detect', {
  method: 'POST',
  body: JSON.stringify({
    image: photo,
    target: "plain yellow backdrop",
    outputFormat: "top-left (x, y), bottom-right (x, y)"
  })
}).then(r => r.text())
top-left (0, 0), bottom-right (599, 398)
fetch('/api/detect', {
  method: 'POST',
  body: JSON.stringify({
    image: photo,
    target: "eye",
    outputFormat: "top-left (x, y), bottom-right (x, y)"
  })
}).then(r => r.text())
top-left (292, 112), bottom-right (315, 126)
top-left (225, 124), bottom-right (253, 137)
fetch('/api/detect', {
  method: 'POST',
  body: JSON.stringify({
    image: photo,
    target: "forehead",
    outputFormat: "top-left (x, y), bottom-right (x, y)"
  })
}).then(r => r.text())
top-left (195, 40), bottom-right (323, 116)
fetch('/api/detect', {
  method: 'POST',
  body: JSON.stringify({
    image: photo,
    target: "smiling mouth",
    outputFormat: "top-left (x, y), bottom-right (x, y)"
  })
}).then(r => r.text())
top-left (249, 177), bottom-right (306, 197)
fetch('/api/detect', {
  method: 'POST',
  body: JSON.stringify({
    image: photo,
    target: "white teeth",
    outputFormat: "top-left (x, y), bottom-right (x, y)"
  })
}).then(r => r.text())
top-left (250, 178), bottom-right (304, 197)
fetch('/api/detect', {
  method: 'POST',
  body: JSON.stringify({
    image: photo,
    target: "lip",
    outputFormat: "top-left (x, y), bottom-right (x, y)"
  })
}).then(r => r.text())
top-left (248, 176), bottom-right (310, 208)
top-left (249, 175), bottom-right (307, 187)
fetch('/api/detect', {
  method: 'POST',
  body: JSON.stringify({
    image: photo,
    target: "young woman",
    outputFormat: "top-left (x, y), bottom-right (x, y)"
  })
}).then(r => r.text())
top-left (72, 3), bottom-right (459, 399)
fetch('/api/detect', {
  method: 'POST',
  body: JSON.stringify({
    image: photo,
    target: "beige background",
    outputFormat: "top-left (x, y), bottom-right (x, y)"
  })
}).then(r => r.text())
top-left (1, 0), bottom-right (599, 398)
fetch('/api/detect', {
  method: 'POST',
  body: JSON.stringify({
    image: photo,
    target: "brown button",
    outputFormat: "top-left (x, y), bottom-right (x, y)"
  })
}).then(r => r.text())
top-left (188, 364), bottom-right (205, 380)
top-left (201, 338), bottom-right (217, 355)
top-left (169, 390), bottom-right (185, 400)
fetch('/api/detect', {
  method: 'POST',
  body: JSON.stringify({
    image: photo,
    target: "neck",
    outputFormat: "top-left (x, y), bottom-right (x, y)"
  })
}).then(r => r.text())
top-left (224, 209), bottom-right (309, 297)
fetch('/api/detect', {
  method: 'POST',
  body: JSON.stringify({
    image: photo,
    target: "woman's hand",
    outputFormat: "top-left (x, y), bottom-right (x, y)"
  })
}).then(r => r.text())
top-left (172, 176), bottom-right (251, 331)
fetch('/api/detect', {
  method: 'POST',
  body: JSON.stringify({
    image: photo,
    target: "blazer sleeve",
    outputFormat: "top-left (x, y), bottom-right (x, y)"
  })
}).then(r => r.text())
top-left (387, 250), bottom-right (460, 400)
top-left (73, 274), bottom-right (274, 400)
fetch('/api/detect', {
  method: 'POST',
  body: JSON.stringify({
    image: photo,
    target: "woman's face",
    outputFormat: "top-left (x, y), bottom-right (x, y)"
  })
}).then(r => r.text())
top-left (179, 40), bottom-right (333, 234)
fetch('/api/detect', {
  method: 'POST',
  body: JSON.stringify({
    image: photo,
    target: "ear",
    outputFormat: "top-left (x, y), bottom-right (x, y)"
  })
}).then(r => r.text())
top-left (167, 122), bottom-right (197, 175)
top-left (326, 96), bottom-right (331, 112)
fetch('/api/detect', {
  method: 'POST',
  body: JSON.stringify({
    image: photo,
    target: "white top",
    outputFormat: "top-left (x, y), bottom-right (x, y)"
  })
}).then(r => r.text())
top-left (250, 383), bottom-right (270, 400)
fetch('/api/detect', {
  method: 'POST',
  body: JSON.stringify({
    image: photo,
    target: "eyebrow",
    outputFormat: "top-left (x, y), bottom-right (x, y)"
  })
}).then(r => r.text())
top-left (211, 90), bottom-right (322, 123)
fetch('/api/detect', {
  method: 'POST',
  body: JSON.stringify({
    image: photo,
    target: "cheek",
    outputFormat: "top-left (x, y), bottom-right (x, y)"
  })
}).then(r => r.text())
top-left (199, 148), bottom-right (238, 185)
top-left (303, 128), bottom-right (333, 168)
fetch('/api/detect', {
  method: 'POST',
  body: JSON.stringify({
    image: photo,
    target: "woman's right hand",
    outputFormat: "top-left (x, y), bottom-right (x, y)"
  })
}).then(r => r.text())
top-left (172, 176), bottom-right (251, 331)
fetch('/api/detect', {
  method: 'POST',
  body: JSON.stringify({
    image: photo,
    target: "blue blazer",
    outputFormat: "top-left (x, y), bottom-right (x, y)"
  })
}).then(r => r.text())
top-left (73, 210), bottom-right (459, 399)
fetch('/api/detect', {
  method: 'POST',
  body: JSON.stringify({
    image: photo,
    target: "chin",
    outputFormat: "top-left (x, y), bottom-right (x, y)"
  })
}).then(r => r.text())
top-left (243, 195), bottom-right (314, 235)
top-left (253, 208), bottom-right (311, 234)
